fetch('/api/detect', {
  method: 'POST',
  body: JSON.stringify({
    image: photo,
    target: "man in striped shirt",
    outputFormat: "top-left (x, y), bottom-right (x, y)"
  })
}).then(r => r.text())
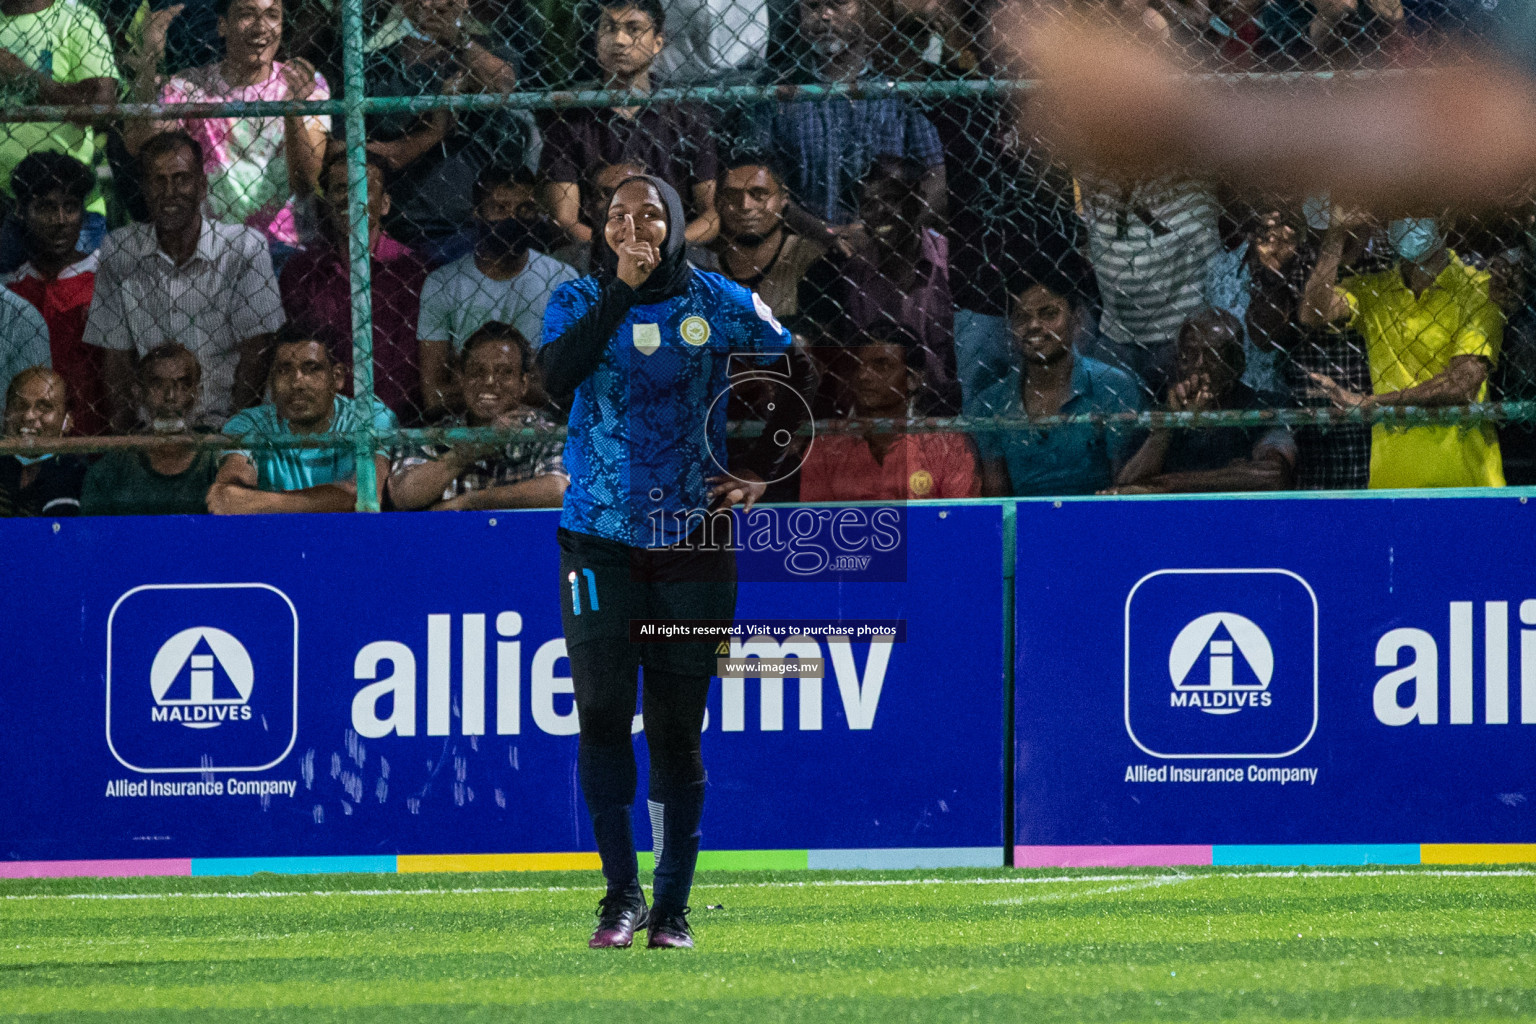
top-left (1078, 175), bottom-right (1221, 399)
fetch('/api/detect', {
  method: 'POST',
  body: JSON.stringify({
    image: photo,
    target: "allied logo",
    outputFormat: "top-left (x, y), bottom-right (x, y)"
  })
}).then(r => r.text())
top-left (107, 583), bottom-right (299, 773)
top-left (1167, 612), bottom-right (1273, 715)
top-left (1125, 569), bottom-right (1317, 759)
top-left (680, 315), bottom-right (710, 346)
top-left (148, 627), bottom-right (255, 729)
top-left (633, 323), bottom-right (661, 355)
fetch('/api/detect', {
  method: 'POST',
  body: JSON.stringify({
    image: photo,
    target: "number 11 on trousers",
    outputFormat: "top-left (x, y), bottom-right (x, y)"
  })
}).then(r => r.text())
top-left (568, 570), bottom-right (599, 615)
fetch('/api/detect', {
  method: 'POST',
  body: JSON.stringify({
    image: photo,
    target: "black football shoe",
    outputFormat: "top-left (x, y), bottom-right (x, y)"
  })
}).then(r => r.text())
top-left (589, 886), bottom-right (648, 949)
top-left (646, 907), bottom-right (694, 949)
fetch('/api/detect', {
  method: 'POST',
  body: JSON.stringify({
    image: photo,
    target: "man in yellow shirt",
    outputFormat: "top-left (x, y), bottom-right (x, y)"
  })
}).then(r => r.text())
top-left (1301, 215), bottom-right (1504, 489)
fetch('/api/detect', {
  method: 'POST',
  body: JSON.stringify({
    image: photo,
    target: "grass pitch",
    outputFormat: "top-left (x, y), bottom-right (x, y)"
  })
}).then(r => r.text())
top-left (3, 865), bottom-right (1534, 1022)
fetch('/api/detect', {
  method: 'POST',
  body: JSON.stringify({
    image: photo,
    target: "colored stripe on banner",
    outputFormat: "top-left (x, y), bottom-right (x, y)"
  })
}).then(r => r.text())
top-left (397, 853), bottom-right (601, 873)
top-left (191, 856), bottom-right (398, 877)
top-left (808, 847), bottom-right (1003, 870)
top-left (23, 844), bottom-right (1525, 878)
top-left (1014, 846), bottom-right (1213, 868)
top-left (699, 849), bottom-right (808, 870)
top-left (1420, 844), bottom-right (1536, 865)
top-left (1213, 845), bottom-right (1420, 866)
top-left (637, 850), bottom-right (809, 872)
top-left (0, 858), bottom-right (192, 879)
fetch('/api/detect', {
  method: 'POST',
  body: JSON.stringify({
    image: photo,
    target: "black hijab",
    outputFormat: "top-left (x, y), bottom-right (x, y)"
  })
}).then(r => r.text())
top-left (597, 174), bottom-right (693, 302)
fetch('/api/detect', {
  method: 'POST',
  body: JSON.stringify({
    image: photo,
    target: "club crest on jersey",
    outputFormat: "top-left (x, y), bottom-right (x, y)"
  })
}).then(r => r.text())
top-left (633, 323), bottom-right (661, 355)
top-left (680, 316), bottom-right (711, 346)
top-left (752, 292), bottom-right (783, 333)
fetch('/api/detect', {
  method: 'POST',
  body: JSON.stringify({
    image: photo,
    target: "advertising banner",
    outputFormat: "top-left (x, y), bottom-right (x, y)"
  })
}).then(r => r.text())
top-left (1013, 494), bottom-right (1536, 867)
top-left (0, 504), bottom-right (1005, 876)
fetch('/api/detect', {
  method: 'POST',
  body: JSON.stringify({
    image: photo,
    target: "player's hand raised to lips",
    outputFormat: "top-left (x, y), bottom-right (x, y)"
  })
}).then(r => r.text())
top-left (706, 470), bottom-right (768, 512)
top-left (615, 214), bottom-right (660, 290)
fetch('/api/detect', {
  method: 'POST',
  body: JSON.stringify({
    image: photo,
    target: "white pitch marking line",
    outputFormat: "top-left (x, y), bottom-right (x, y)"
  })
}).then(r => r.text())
top-left (0, 876), bottom-right (1125, 903)
top-left (3, 867), bottom-right (1533, 903)
top-left (985, 874), bottom-right (1196, 906)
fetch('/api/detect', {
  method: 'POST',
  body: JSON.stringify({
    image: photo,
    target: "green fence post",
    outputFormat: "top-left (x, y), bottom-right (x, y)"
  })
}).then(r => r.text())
top-left (341, 0), bottom-right (379, 512)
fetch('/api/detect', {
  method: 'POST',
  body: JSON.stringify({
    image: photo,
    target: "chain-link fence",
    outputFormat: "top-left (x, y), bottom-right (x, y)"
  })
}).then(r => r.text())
top-left (0, 0), bottom-right (1527, 515)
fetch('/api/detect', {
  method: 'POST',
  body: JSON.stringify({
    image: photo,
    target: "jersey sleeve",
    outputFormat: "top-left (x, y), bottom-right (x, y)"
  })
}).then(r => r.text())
top-left (540, 280), bottom-right (595, 349)
top-left (543, 280), bottom-right (595, 348)
top-left (724, 280), bottom-right (792, 364)
top-left (901, 103), bottom-right (945, 170)
top-left (538, 278), bottom-right (634, 397)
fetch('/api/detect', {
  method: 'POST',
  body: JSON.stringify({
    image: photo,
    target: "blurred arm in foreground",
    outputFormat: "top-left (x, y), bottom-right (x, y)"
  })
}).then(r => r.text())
top-left (996, 2), bottom-right (1536, 213)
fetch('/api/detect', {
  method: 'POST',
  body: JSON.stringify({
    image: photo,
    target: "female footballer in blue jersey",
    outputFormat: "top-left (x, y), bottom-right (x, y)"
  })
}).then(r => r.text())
top-left (537, 174), bottom-right (815, 949)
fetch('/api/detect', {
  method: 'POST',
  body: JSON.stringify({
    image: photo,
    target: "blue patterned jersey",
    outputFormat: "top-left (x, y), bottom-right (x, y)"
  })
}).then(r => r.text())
top-left (543, 270), bottom-right (793, 547)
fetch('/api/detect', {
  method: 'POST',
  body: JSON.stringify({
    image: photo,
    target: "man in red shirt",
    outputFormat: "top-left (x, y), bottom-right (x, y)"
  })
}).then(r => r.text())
top-left (5, 153), bottom-right (108, 435)
top-left (278, 149), bottom-right (428, 422)
top-left (798, 324), bottom-right (979, 501)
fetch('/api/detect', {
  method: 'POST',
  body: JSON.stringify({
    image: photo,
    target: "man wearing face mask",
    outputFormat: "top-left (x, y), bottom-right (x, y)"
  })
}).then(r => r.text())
top-left (0, 366), bottom-right (85, 517)
top-left (1301, 214), bottom-right (1506, 489)
top-left (417, 165), bottom-right (579, 419)
top-left (81, 343), bottom-right (219, 515)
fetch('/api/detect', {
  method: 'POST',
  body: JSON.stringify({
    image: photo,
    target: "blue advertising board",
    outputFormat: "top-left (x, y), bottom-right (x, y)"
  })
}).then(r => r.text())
top-left (0, 504), bottom-right (1005, 876)
top-left (1013, 494), bottom-right (1536, 867)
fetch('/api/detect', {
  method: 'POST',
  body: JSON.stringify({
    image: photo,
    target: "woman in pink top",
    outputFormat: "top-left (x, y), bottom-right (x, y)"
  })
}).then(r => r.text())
top-left (124, 0), bottom-right (329, 252)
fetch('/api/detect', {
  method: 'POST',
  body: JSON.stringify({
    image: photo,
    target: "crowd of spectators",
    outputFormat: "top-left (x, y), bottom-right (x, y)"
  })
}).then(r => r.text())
top-left (0, 0), bottom-right (1525, 517)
